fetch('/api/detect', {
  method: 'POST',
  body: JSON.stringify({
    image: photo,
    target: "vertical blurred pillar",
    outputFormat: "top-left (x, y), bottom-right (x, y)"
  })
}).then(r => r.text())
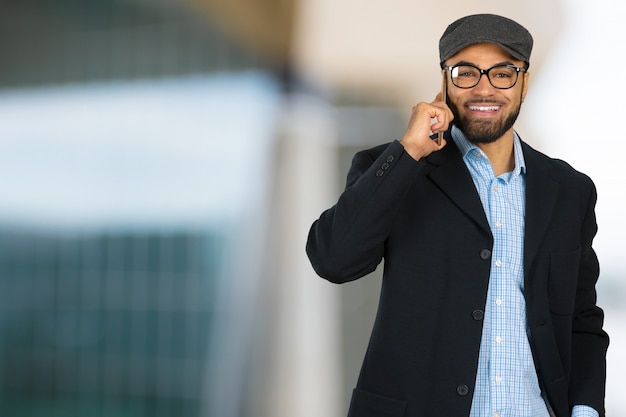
top-left (265, 93), bottom-right (343, 417)
top-left (181, 1), bottom-right (344, 415)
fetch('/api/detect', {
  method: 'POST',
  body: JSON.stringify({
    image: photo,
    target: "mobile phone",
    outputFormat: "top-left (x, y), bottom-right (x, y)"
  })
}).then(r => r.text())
top-left (437, 70), bottom-right (447, 145)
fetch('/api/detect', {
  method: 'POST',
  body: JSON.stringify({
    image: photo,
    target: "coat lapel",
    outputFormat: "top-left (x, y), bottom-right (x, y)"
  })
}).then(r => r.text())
top-left (426, 138), bottom-right (492, 238)
top-left (522, 142), bottom-right (560, 275)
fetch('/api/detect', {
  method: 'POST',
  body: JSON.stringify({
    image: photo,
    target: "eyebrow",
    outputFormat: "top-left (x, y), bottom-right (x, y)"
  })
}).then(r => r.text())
top-left (449, 60), bottom-right (516, 68)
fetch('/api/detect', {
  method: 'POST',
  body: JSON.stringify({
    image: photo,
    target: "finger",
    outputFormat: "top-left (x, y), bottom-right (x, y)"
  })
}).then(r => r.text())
top-left (431, 100), bottom-right (454, 123)
top-left (430, 108), bottom-right (453, 133)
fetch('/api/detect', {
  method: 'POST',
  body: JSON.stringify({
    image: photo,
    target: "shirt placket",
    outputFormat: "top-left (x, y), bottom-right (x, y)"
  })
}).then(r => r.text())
top-left (489, 176), bottom-right (508, 417)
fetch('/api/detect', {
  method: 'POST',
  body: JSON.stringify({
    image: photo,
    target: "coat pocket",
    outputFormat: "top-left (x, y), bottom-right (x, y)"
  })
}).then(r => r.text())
top-left (347, 388), bottom-right (407, 417)
top-left (548, 247), bottom-right (581, 316)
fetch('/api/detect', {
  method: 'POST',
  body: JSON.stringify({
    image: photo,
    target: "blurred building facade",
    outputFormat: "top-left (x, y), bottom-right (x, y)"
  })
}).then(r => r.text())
top-left (0, 1), bottom-right (280, 416)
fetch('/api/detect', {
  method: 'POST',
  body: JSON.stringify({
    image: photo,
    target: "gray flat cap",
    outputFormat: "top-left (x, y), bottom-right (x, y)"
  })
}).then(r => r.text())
top-left (439, 14), bottom-right (533, 67)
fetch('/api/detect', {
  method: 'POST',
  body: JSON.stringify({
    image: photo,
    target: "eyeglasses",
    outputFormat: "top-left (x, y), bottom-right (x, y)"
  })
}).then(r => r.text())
top-left (445, 64), bottom-right (527, 89)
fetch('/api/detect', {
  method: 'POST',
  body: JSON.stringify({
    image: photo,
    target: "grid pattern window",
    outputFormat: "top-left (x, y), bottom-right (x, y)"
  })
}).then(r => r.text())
top-left (0, 229), bottom-right (220, 417)
top-left (0, 0), bottom-right (263, 88)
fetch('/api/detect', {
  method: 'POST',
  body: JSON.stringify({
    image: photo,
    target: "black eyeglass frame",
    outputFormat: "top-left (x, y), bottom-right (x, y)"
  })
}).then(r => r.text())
top-left (444, 64), bottom-right (528, 90)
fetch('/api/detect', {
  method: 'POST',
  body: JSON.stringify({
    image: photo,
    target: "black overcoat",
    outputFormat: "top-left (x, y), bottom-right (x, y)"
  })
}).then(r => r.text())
top-left (306, 131), bottom-right (608, 416)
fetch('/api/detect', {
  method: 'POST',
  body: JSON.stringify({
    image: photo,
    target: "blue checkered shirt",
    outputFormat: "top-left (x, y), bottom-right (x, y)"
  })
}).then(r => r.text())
top-left (452, 126), bottom-right (598, 417)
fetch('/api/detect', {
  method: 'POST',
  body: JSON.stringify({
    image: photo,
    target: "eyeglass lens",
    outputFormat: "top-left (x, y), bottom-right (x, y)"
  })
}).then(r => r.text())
top-left (450, 65), bottom-right (519, 89)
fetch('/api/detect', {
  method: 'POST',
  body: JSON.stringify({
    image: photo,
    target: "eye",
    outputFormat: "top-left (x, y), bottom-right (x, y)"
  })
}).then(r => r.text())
top-left (492, 67), bottom-right (515, 78)
top-left (453, 66), bottom-right (479, 78)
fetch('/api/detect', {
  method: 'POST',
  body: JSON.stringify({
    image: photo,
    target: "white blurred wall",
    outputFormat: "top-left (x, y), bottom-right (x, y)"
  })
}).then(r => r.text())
top-left (522, 2), bottom-right (626, 413)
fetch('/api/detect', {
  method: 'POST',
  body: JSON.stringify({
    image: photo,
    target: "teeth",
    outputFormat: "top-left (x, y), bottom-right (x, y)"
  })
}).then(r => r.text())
top-left (469, 105), bottom-right (500, 111)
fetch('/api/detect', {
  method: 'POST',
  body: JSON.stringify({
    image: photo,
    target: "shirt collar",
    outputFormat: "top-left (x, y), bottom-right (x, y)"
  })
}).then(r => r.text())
top-left (451, 124), bottom-right (526, 176)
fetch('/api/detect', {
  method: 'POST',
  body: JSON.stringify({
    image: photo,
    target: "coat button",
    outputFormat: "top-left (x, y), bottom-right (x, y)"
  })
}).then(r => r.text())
top-left (479, 249), bottom-right (491, 260)
top-left (376, 169), bottom-right (384, 177)
top-left (456, 384), bottom-right (470, 396)
top-left (472, 309), bottom-right (484, 321)
top-left (386, 155), bottom-right (395, 162)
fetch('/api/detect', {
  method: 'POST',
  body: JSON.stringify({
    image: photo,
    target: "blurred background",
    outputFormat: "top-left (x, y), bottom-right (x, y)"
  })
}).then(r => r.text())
top-left (0, 0), bottom-right (624, 416)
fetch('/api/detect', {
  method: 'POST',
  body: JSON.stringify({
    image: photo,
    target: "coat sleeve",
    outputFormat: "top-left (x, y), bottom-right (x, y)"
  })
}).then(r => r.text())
top-left (305, 140), bottom-right (421, 283)
top-left (569, 180), bottom-right (609, 416)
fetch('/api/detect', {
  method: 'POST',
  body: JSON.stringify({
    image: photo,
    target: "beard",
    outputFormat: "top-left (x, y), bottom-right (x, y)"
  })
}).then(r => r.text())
top-left (448, 98), bottom-right (522, 144)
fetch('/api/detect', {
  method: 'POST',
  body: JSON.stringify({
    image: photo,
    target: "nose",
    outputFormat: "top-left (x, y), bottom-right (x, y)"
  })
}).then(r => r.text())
top-left (474, 72), bottom-right (496, 94)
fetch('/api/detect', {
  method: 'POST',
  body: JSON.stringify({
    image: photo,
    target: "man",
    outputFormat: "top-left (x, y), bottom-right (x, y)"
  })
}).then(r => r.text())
top-left (306, 14), bottom-right (608, 417)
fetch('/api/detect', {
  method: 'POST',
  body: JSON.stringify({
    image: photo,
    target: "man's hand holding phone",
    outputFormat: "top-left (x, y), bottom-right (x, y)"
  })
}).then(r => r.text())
top-left (399, 70), bottom-right (452, 161)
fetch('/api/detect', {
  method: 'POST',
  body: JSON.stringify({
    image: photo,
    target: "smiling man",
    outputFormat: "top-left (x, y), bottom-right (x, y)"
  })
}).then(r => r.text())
top-left (306, 14), bottom-right (608, 417)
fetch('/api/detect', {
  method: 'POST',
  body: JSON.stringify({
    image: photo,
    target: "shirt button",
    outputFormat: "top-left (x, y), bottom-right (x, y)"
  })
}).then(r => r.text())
top-left (495, 221), bottom-right (502, 228)
top-left (495, 259), bottom-right (502, 267)
top-left (495, 336), bottom-right (502, 343)
top-left (495, 376), bottom-right (502, 383)
top-left (494, 413), bottom-right (501, 417)
top-left (479, 249), bottom-right (491, 260)
top-left (495, 299), bottom-right (502, 306)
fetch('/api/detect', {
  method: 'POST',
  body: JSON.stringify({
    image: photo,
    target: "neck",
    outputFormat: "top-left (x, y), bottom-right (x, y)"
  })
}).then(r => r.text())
top-left (476, 130), bottom-right (516, 176)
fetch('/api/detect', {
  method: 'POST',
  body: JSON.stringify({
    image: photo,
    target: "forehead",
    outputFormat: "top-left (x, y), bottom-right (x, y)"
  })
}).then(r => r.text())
top-left (446, 42), bottom-right (524, 67)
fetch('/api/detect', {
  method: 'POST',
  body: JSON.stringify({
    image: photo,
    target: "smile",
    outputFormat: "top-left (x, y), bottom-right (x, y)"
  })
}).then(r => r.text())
top-left (468, 105), bottom-right (501, 112)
